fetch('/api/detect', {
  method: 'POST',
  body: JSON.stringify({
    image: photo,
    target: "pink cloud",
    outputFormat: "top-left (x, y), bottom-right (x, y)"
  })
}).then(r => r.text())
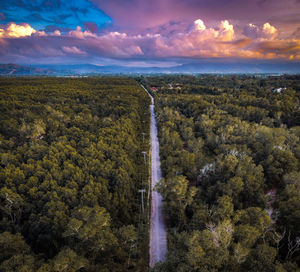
top-left (68, 26), bottom-right (97, 39)
top-left (51, 30), bottom-right (61, 36)
top-left (62, 46), bottom-right (86, 55)
top-left (243, 23), bottom-right (278, 40)
top-left (0, 19), bottom-right (300, 61)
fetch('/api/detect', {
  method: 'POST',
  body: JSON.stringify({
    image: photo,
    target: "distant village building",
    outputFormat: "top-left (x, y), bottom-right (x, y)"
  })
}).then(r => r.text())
top-left (272, 87), bottom-right (286, 93)
top-left (167, 83), bottom-right (174, 89)
top-left (151, 87), bottom-right (158, 92)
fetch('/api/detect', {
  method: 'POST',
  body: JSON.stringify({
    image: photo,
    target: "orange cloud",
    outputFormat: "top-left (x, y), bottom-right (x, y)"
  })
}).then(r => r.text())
top-left (0, 20), bottom-right (299, 61)
top-left (243, 22), bottom-right (278, 40)
top-left (262, 23), bottom-right (278, 39)
top-left (0, 23), bottom-right (36, 38)
top-left (219, 20), bottom-right (235, 41)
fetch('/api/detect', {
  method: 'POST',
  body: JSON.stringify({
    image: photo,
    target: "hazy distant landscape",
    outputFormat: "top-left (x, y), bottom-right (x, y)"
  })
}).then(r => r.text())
top-left (1, 62), bottom-right (300, 76)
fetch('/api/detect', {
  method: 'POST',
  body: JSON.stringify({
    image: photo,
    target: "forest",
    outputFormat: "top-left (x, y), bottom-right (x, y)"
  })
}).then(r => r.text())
top-left (0, 77), bottom-right (151, 271)
top-left (139, 75), bottom-right (300, 271)
top-left (1, 75), bottom-right (300, 272)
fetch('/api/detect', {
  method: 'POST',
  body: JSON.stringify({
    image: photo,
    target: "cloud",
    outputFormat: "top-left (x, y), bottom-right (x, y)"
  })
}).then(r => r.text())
top-left (252, 40), bottom-right (300, 60)
top-left (293, 28), bottom-right (300, 38)
top-left (0, 23), bottom-right (36, 38)
top-left (243, 23), bottom-right (278, 40)
top-left (62, 46), bottom-right (86, 55)
top-left (146, 19), bottom-right (236, 58)
top-left (0, 19), bottom-right (299, 62)
top-left (262, 23), bottom-right (278, 39)
top-left (146, 20), bottom-right (190, 36)
top-left (68, 26), bottom-right (97, 39)
top-left (51, 30), bottom-right (61, 36)
top-left (194, 19), bottom-right (206, 31)
top-left (219, 20), bottom-right (235, 41)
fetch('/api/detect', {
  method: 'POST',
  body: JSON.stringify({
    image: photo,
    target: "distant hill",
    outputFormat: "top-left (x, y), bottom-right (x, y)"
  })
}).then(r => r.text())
top-left (1, 61), bottom-right (300, 75)
top-left (0, 63), bottom-right (56, 75)
top-left (172, 61), bottom-right (300, 74)
top-left (32, 61), bottom-right (300, 74)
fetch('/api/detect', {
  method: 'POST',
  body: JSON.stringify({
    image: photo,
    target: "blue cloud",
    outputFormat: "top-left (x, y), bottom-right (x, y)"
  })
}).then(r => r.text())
top-left (0, 0), bottom-right (112, 31)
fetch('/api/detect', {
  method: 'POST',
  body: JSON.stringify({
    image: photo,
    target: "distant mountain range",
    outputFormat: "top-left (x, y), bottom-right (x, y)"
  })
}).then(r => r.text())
top-left (1, 61), bottom-right (300, 75)
top-left (0, 63), bottom-right (56, 75)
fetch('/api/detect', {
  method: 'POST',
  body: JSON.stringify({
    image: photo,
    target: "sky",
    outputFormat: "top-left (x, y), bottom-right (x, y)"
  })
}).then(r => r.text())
top-left (0, 0), bottom-right (300, 67)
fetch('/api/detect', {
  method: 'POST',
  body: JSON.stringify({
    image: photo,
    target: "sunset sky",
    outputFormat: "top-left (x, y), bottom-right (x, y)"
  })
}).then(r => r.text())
top-left (1, 0), bottom-right (300, 67)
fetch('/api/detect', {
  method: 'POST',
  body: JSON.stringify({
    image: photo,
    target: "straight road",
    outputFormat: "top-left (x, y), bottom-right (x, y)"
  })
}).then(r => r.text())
top-left (141, 85), bottom-right (167, 267)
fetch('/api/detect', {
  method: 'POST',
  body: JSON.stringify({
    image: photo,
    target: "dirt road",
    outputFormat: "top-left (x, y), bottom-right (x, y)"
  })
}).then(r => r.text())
top-left (141, 85), bottom-right (167, 267)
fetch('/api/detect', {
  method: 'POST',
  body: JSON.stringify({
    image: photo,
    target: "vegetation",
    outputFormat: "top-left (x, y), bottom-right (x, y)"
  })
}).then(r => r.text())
top-left (139, 75), bottom-right (300, 271)
top-left (1, 75), bottom-right (300, 271)
top-left (0, 77), bottom-right (151, 271)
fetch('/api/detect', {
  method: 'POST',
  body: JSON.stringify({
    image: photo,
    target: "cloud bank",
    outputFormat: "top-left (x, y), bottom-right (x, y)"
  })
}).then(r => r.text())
top-left (0, 18), bottom-right (300, 63)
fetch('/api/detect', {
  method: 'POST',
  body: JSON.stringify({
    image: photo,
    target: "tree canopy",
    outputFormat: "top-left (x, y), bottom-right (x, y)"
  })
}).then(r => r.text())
top-left (0, 77), bottom-right (151, 271)
top-left (139, 74), bottom-right (300, 271)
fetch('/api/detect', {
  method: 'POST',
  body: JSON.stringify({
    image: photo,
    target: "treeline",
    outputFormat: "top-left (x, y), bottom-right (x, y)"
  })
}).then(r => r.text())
top-left (0, 77), bottom-right (150, 271)
top-left (140, 75), bottom-right (300, 271)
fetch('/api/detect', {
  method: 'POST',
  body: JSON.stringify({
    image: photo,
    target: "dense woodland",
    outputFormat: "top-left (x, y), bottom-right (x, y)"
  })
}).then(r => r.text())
top-left (140, 75), bottom-right (300, 271)
top-left (1, 75), bottom-right (300, 272)
top-left (0, 77), bottom-right (151, 271)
